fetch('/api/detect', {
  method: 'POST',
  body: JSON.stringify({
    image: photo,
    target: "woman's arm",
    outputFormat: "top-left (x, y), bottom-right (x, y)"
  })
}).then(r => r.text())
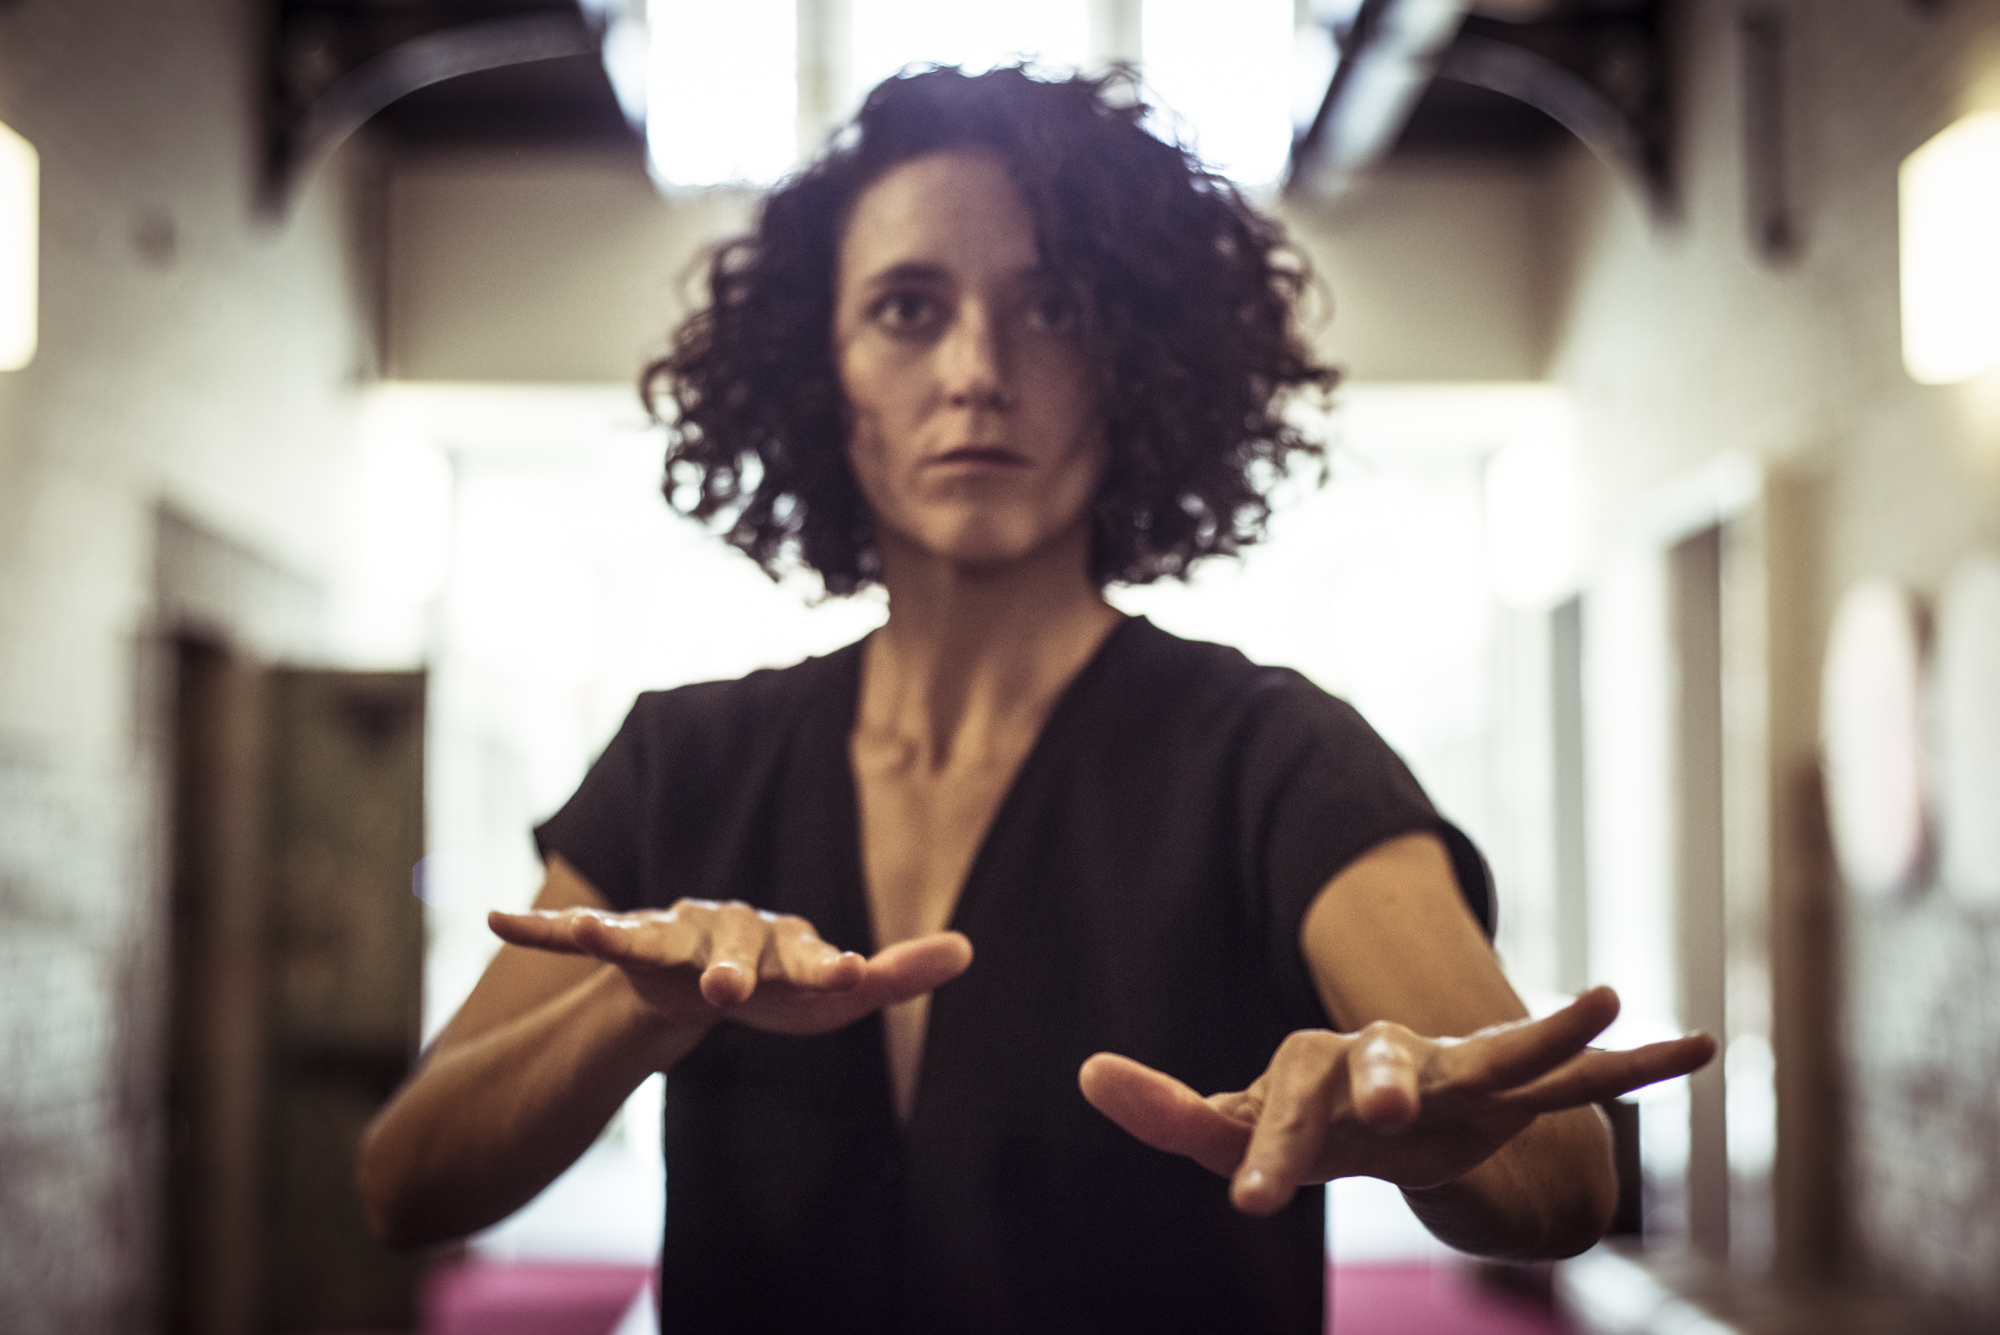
top-left (1297, 831), bottom-right (1617, 1258)
top-left (357, 856), bottom-right (706, 1249)
top-left (358, 854), bottom-right (972, 1250)
top-left (1080, 832), bottom-right (1713, 1261)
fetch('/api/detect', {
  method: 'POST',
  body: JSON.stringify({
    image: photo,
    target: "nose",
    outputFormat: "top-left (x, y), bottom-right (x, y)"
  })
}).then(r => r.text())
top-left (940, 303), bottom-right (1015, 412)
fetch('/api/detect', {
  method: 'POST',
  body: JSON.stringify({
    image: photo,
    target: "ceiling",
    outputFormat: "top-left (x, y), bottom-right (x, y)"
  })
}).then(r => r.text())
top-left (269, 0), bottom-right (1655, 167)
top-left (1393, 1), bottom-right (1662, 163)
top-left (271, 0), bottom-right (639, 160)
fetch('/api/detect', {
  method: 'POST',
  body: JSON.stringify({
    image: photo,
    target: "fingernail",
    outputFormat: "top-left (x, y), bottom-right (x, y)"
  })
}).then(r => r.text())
top-left (1241, 1169), bottom-right (1267, 1193)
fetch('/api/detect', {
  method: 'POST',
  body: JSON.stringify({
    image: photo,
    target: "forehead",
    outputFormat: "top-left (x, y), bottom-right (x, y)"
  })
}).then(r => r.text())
top-left (837, 151), bottom-right (1041, 286)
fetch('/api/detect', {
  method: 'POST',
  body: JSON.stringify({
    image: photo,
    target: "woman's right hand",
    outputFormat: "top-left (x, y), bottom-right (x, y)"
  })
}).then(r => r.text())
top-left (489, 900), bottom-right (972, 1037)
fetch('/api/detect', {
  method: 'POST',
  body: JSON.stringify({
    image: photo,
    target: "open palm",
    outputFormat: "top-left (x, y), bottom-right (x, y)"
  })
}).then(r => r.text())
top-left (490, 901), bottom-right (972, 1037)
top-left (1080, 986), bottom-right (1714, 1214)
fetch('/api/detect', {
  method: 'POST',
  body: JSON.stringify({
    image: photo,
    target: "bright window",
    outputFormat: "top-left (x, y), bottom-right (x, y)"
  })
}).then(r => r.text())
top-left (1901, 110), bottom-right (2000, 385)
top-left (0, 119), bottom-right (37, 372)
top-left (646, 0), bottom-right (799, 190)
top-left (845, 0), bottom-right (1093, 115)
top-left (1141, 0), bottom-right (1299, 188)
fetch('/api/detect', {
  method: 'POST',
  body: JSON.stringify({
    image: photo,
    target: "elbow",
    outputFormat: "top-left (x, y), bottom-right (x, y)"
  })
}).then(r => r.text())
top-left (359, 1190), bottom-right (421, 1256)
top-left (356, 1114), bottom-right (436, 1254)
top-left (1463, 1106), bottom-right (1621, 1261)
top-left (1535, 1111), bottom-right (1622, 1260)
top-left (1537, 1183), bottom-right (1616, 1260)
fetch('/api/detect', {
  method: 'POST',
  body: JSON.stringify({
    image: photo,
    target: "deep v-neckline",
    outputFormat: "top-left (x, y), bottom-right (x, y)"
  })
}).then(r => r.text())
top-left (832, 615), bottom-right (1136, 1120)
top-left (844, 614), bottom-right (1135, 942)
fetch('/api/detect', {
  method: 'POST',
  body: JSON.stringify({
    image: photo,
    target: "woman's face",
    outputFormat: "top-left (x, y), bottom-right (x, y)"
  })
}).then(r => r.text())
top-left (834, 151), bottom-right (1106, 579)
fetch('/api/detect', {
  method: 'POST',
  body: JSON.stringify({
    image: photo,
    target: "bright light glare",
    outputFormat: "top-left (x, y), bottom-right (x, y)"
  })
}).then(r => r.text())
top-left (1290, 23), bottom-right (1338, 130)
top-left (358, 426), bottom-right (454, 609)
top-left (647, 0), bottom-right (797, 189)
top-left (1484, 431), bottom-right (1580, 609)
top-left (331, 393), bottom-right (457, 667)
top-left (1142, 0), bottom-right (1298, 187)
top-left (846, 0), bottom-right (1092, 113)
top-left (0, 120), bottom-right (37, 372)
top-left (598, 12), bottom-right (649, 127)
top-left (1901, 110), bottom-right (2000, 385)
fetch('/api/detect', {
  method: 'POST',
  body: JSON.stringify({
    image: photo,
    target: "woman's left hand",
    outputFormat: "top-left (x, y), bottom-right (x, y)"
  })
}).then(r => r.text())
top-left (1078, 985), bottom-right (1713, 1216)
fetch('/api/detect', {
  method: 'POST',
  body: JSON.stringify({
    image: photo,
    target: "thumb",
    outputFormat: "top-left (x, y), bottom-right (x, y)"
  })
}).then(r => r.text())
top-left (855, 931), bottom-right (974, 1004)
top-left (1079, 1053), bottom-right (1252, 1177)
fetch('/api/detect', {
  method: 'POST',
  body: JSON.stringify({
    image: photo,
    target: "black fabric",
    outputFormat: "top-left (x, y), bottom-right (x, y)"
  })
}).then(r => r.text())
top-left (535, 616), bottom-right (1493, 1334)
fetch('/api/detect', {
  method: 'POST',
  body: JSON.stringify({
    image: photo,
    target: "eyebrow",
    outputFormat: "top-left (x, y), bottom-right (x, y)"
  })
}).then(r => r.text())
top-left (860, 262), bottom-right (953, 289)
top-left (858, 261), bottom-right (1058, 290)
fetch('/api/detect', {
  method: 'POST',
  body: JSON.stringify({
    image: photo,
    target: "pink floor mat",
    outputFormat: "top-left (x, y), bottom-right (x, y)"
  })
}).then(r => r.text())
top-left (1330, 1262), bottom-right (1569, 1335)
top-left (425, 1261), bottom-right (651, 1335)
top-left (423, 1258), bottom-right (1566, 1335)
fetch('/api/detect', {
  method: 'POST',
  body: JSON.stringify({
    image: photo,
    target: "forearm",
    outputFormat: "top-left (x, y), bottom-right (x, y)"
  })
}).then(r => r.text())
top-left (359, 964), bottom-right (712, 1250)
top-left (1400, 1106), bottom-right (1618, 1260)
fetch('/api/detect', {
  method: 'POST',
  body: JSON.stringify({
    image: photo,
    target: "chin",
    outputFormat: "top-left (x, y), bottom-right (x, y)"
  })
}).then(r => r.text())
top-left (904, 513), bottom-right (1083, 576)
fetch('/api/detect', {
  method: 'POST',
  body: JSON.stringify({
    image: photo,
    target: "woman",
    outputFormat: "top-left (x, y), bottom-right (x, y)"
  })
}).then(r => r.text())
top-left (359, 65), bottom-right (1710, 1333)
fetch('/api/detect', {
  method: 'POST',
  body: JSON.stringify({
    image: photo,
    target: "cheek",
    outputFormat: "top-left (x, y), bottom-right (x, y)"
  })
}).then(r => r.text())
top-left (839, 348), bottom-right (918, 453)
top-left (842, 408), bottom-right (891, 510)
top-left (836, 346), bottom-right (882, 467)
top-left (1043, 379), bottom-right (1108, 468)
top-left (1017, 352), bottom-right (1101, 442)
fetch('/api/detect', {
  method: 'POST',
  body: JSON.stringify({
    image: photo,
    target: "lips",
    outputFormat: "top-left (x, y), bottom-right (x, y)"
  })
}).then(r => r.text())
top-left (929, 446), bottom-right (1029, 468)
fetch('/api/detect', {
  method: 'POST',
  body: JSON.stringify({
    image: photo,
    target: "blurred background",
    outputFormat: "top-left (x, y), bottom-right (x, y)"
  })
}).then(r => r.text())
top-left (2, 1), bottom-right (1998, 1333)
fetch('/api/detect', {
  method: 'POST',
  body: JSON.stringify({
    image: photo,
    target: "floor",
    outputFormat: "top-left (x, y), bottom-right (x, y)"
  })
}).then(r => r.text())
top-left (433, 1151), bottom-right (1574, 1334)
top-left (1331, 1263), bottom-right (1570, 1335)
top-left (421, 1258), bottom-right (1572, 1335)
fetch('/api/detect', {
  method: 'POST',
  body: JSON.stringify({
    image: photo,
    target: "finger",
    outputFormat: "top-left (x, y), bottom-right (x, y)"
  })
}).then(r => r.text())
top-left (1496, 1033), bottom-right (1719, 1114)
top-left (699, 901), bottom-right (770, 1006)
top-left (843, 932), bottom-right (974, 1007)
top-left (1207, 1088), bottom-right (1262, 1125)
top-left (488, 908), bottom-right (598, 955)
top-left (768, 914), bottom-right (865, 991)
top-left (563, 905), bottom-right (709, 973)
top-left (1347, 1022), bottom-right (1424, 1132)
top-left (1439, 986), bottom-right (1621, 1095)
top-left (1235, 1030), bottom-right (1344, 1215)
top-left (1078, 1053), bottom-right (1253, 1177)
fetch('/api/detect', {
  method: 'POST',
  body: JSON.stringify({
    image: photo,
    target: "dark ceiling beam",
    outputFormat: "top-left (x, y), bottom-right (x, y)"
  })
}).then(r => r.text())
top-left (1289, 0), bottom-right (1673, 213)
top-left (265, 2), bottom-right (601, 211)
top-left (1436, 32), bottom-right (1662, 206)
top-left (1289, 0), bottom-right (1473, 198)
top-left (1439, 1), bottom-right (1673, 211)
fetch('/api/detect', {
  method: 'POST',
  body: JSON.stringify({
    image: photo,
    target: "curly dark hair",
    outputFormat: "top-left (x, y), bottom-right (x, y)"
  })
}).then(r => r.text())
top-left (642, 64), bottom-right (1337, 594)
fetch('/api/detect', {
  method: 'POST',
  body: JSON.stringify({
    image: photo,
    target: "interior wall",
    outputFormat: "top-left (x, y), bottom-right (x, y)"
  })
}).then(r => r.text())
top-left (1283, 165), bottom-right (1557, 384)
top-left (385, 152), bottom-right (1551, 386)
top-left (1543, 0), bottom-right (2000, 1313)
top-left (0, 1), bottom-right (381, 1330)
top-left (386, 151), bottom-right (751, 384)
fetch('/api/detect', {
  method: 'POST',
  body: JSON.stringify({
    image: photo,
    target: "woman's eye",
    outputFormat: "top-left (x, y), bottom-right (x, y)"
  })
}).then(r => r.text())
top-left (1025, 293), bottom-right (1078, 335)
top-left (872, 292), bottom-right (939, 331)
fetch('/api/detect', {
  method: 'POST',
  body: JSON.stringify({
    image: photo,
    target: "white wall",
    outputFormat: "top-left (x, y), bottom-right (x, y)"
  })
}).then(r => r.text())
top-left (388, 153), bottom-right (752, 384)
top-left (1543, 0), bottom-right (2000, 1309)
top-left (1282, 166), bottom-right (1556, 384)
top-left (0, 2), bottom-right (382, 1329)
top-left (385, 152), bottom-right (1550, 387)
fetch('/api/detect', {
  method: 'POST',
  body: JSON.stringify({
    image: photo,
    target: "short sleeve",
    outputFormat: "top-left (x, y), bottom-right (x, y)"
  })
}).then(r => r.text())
top-left (534, 698), bottom-right (654, 911)
top-left (1248, 675), bottom-right (1495, 1023)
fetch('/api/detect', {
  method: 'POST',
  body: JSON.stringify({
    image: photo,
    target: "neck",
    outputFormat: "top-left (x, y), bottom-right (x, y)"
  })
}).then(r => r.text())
top-left (859, 530), bottom-right (1123, 769)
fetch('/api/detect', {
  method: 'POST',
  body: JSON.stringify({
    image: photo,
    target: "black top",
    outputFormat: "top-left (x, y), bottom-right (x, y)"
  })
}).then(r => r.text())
top-left (535, 616), bottom-right (1492, 1334)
